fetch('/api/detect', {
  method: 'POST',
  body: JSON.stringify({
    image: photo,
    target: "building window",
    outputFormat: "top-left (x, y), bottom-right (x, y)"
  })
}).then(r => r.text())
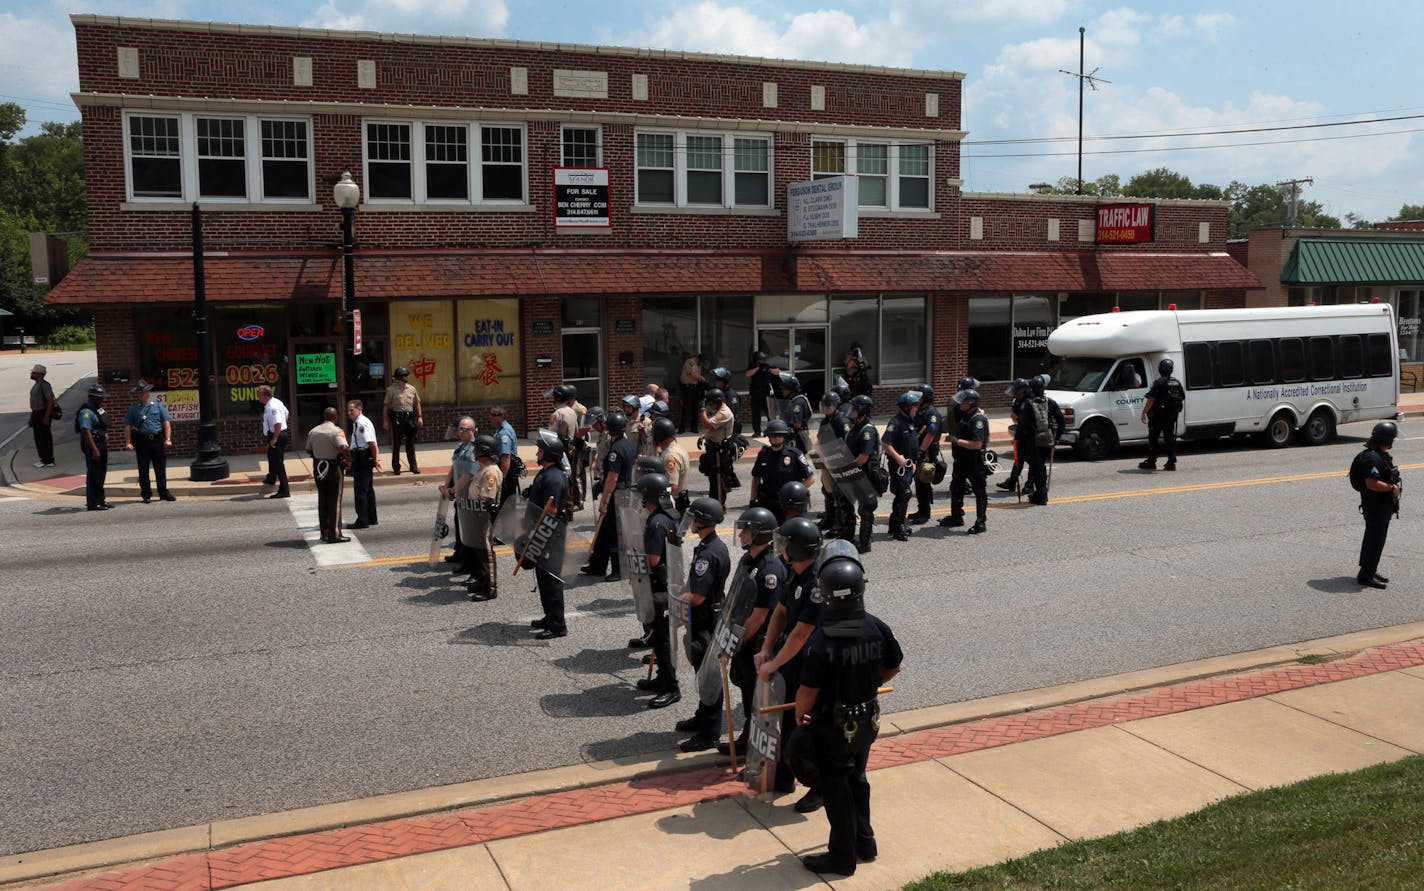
top-left (363, 121), bottom-right (527, 204)
top-left (424, 125), bottom-right (469, 201)
top-left (686, 135), bottom-right (723, 205)
top-left (128, 115), bottom-right (182, 198)
top-left (812, 138), bottom-right (933, 211)
top-left (635, 130), bottom-right (772, 209)
top-left (899, 144), bottom-right (930, 208)
top-left (830, 294), bottom-right (928, 384)
top-left (561, 126), bottom-right (601, 166)
top-left (480, 126), bottom-right (524, 201)
top-left (857, 143), bottom-right (888, 206)
top-left (366, 122), bottom-right (412, 200)
top-left (811, 140), bottom-right (845, 179)
top-left (636, 133), bottom-right (675, 204)
top-left (260, 120), bottom-right (310, 200)
top-left (734, 138), bottom-right (769, 205)
top-left (195, 118), bottom-right (246, 198)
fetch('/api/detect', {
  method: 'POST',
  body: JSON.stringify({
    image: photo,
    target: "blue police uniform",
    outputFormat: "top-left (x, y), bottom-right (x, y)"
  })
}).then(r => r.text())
top-left (525, 462), bottom-right (569, 633)
top-left (844, 418), bottom-right (881, 548)
top-left (751, 444), bottom-right (815, 523)
top-left (783, 393), bottom-right (814, 453)
top-left (124, 398), bottom-right (173, 502)
top-left (1356, 446), bottom-right (1397, 584)
top-left (495, 420), bottom-right (520, 501)
top-left (730, 547), bottom-right (787, 736)
top-left (586, 435), bottom-right (639, 575)
top-left (78, 401), bottom-right (110, 510)
top-left (911, 404), bottom-right (943, 520)
top-left (947, 406), bottom-right (991, 530)
top-left (882, 411), bottom-right (919, 536)
top-left (685, 532), bottom-right (731, 740)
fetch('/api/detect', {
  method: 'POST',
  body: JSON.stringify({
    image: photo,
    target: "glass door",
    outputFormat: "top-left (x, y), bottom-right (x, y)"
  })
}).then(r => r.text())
top-left (756, 325), bottom-right (828, 405)
top-left (562, 329), bottom-right (603, 409)
top-left (290, 338), bottom-right (344, 447)
top-left (354, 336), bottom-right (389, 415)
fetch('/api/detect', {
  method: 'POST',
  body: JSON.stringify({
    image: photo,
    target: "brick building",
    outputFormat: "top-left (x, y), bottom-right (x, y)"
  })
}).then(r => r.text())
top-left (49, 15), bottom-right (1260, 452)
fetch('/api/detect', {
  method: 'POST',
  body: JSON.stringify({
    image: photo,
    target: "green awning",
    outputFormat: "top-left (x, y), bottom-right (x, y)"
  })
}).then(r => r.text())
top-left (1281, 238), bottom-right (1424, 284)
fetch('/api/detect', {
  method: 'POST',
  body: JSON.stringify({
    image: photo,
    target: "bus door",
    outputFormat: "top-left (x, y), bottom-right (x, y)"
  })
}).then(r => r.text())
top-left (1106, 358), bottom-right (1149, 437)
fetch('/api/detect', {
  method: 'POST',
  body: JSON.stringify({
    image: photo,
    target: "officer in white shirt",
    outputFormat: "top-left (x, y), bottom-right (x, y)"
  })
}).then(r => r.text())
top-left (258, 385), bottom-right (290, 498)
top-left (346, 399), bottom-right (381, 528)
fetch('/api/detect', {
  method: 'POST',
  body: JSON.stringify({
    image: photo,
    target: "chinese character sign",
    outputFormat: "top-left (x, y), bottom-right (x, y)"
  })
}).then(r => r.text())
top-left (457, 299), bottom-right (522, 402)
top-left (390, 301), bottom-right (456, 405)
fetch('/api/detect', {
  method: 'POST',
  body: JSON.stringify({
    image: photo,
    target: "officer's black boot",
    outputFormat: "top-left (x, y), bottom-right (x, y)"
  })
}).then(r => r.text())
top-left (995, 476), bottom-right (1017, 490)
top-left (967, 517), bottom-right (987, 535)
top-left (938, 513), bottom-right (964, 528)
top-left (1138, 458), bottom-right (1156, 470)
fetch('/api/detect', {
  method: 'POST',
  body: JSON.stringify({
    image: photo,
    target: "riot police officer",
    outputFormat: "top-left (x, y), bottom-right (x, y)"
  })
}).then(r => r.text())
top-left (790, 540), bottom-right (903, 877)
top-left (778, 480), bottom-right (812, 520)
top-left (673, 496), bottom-right (732, 751)
top-left (843, 395), bottom-right (882, 553)
top-left (636, 472), bottom-right (681, 702)
top-left (720, 506), bottom-right (788, 767)
top-left (700, 388), bottom-right (737, 504)
top-left (710, 367), bottom-right (743, 435)
top-left (778, 373), bottom-right (815, 454)
top-left (581, 412), bottom-right (637, 581)
top-left (996, 379), bottom-right (1031, 492)
top-left (1353, 421), bottom-right (1400, 589)
top-left (1017, 375), bottom-right (1064, 506)
top-left (745, 349), bottom-right (777, 436)
top-left (465, 434), bottom-right (504, 600)
top-left (907, 383), bottom-right (943, 524)
top-left (751, 419), bottom-right (815, 523)
top-left (526, 430), bottom-right (570, 639)
top-left (881, 391), bottom-right (921, 541)
top-left (817, 391), bottom-right (850, 532)
top-left (941, 388), bottom-right (990, 533)
top-left (1140, 357), bottom-right (1186, 471)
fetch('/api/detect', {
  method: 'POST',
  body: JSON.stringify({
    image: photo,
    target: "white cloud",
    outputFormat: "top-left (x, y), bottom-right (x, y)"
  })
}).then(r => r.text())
top-left (305, 0), bottom-right (508, 36)
top-left (1190, 12), bottom-right (1237, 40)
top-left (0, 9), bottom-right (81, 125)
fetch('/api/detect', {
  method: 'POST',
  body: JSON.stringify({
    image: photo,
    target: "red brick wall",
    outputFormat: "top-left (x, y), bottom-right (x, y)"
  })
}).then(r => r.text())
top-left (959, 196), bottom-right (1231, 252)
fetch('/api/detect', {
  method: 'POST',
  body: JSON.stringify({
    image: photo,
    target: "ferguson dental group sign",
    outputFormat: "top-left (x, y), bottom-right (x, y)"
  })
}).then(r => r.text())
top-left (1096, 202), bottom-right (1155, 244)
top-left (787, 176), bottom-right (859, 242)
top-left (554, 167), bottom-right (610, 227)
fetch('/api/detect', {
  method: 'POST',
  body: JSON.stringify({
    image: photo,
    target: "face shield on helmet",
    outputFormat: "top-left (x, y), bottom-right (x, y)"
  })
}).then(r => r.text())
top-left (952, 388), bottom-right (980, 408)
top-left (685, 496), bottom-right (725, 530)
top-left (850, 395), bottom-right (874, 418)
top-left (1007, 378), bottom-right (1030, 398)
top-left (735, 506), bottom-right (778, 549)
top-left (957, 376), bottom-right (980, 392)
top-left (897, 390), bottom-right (922, 413)
top-left (814, 539), bottom-right (867, 635)
top-left (774, 517), bottom-right (822, 563)
top-left (635, 472), bottom-right (675, 513)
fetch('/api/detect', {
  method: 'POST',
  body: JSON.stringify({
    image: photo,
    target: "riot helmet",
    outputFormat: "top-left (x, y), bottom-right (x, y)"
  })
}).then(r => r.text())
top-left (649, 400), bottom-right (669, 417)
top-left (685, 496), bottom-right (725, 529)
top-left (952, 388), bottom-right (980, 407)
top-left (606, 412), bottom-right (629, 435)
top-left (897, 390), bottom-right (922, 412)
top-left (833, 381), bottom-right (852, 404)
top-left (473, 434), bottom-right (497, 458)
top-left (634, 454), bottom-right (665, 481)
top-left (534, 428), bottom-right (565, 462)
top-left (393, 367), bottom-right (410, 380)
top-left (774, 516), bottom-right (823, 563)
top-left (778, 371), bottom-right (801, 393)
top-left (850, 394), bottom-right (874, 418)
top-left (915, 383), bottom-right (935, 403)
top-left (704, 388), bottom-right (726, 406)
top-left (1007, 378), bottom-right (1030, 398)
top-left (815, 539), bottom-right (867, 633)
top-left (585, 405), bottom-right (606, 425)
top-left (1369, 421), bottom-right (1398, 447)
top-left (957, 376), bottom-right (980, 392)
top-left (764, 419), bottom-right (791, 440)
top-left (636, 472), bottom-right (675, 513)
top-left (1030, 376), bottom-right (1046, 397)
top-left (651, 417), bottom-right (678, 444)
top-left (778, 480), bottom-right (811, 514)
top-left (1158, 357), bottom-right (1175, 376)
top-left (621, 394), bottom-right (640, 415)
top-left (711, 366), bottom-right (733, 386)
top-left (549, 383), bottom-right (577, 402)
top-left (821, 390), bottom-right (841, 410)
top-left (752, 350), bottom-right (768, 363)
top-left (735, 506), bottom-right (778, 548)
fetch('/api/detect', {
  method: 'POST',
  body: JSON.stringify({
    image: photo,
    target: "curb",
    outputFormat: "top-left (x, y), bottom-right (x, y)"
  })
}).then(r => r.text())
top-left (5, 620), bottom-right (1423, 888)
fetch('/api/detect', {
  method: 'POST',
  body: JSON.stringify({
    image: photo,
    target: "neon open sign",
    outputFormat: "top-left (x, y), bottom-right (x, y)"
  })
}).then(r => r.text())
top-left (237, 324), bottom-right (265, 341)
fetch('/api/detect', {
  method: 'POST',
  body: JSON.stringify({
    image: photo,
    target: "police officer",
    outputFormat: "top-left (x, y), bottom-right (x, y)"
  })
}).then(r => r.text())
top-left (526, 430), bottom-right (570, 639)
top-left (1354, 421), bottom-right (1400, 589)
top-left (465, 434), bottom-right (504, 601)
top-left (580, 412), bottom-right (637, 581)
top-left (700, 388), bottom-right (736, 505)
top-left (881, 391), bottom-right (921, 541)
top-left (756, 517), bottom-right (826, 814)
top-left (673, 496), bottom-right (732, 751)
top-left (636, 473), bottom-right (681, 703)
top-left (843, 395), bottom-right (881, 553)
top-left (778, 373), bottom-right (814, 454)
top-left (549, 384), bottom-right (583, 506)
top-left (640, 400), bottom-right (670, 457)
top-left (491, 405), bottom-right (522, 506)
top-left (778, 480), bottom-right (812, 520)
top-left (1018, 375), bottom-right (1064, 506)
top-left (750, 419), bottom-right (815, 523)
top-left (650, 416), bottom-right (690, 514)
top-left (76, 383), bottom-right (111, 511)
top-left (790, 540), bottom-right (903, 877)
top-left (996, 379), bottom-right (1031, 492)
top-left (1139, 358), bottom-right (1186, 471)
top-left (720, 506), bottom-right (788, 768)
top-left (941, 388), bottom-right (990, 533)
top-left (745, 350), bottom-right (777, 436)
top-left (907, 383), bottom-right (942, 525)
top-left (123, 379), bottom-right (175, 504)
top-left (382, 367), bottom-right (422, 475)
top-left (842, 343), bottom-right (873, 398)
top-left (709, 367), bottom-right (743, 435)
top-left (817, 391), bottom-right (850, 532)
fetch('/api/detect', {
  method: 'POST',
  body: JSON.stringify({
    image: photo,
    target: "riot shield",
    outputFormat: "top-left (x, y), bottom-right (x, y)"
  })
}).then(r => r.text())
top-left (744, 672), bottom-right (786, 799)
top-left (428, 497), bottom-right (451, 567)
top-left (665, 514), bottom-right (699, 683)
top-left (455, 497), bottom-right (492, 550)
top-left (817, 425), bottom-right (878, 510)
top-left (495, 491), bottom-right (569, 580)
top-left (765, 396), bottom-right (788, 427)
top-left (695, 561), bottom-right (754, 710)
top-left (614, 488), bottom-right (656, 626)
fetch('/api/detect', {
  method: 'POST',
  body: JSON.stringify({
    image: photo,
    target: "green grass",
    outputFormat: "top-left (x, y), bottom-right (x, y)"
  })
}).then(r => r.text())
top-left (905, 755), bottom-right (1424, 891)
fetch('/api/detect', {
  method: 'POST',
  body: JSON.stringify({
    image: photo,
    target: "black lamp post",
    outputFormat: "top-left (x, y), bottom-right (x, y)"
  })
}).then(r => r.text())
top-left (189, 203), bottom-right (230, 481)
top-left (333, 170), bottom-right (361, 399)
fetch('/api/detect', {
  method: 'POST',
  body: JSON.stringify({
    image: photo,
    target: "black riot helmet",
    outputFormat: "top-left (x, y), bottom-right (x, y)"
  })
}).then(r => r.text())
top-left (775, 516), bottom-right (823, 563)
top-left (1158, 357), bottom-right (1175, 376)
top-left (649, 399), bottom-right (669, 417)
top-left (1030, 375), bottom-right (1047, 397)
top-left (764, 419), bottom-right (791, 439)
top-left (833, 381), bottom-right (852, 404)
top-left (535, 428), bottom-right (565, 462)
top-left (1369, 421), bottom-right (1398, 447)
top-left (778, 371), bottom-right (801, 393)
top-left (704, 387), bottom-right (726, 407)
top-left (735, 506), bottom-right (778, 548)
top-left (605, 412), bottom-right (629, 435)
top-left (957, 376), bottom-right (980, 392)
top-left (778, 480), bottom-right (811, 514)
top-left (685, 496), bottom-right (725, 529)
top-left (953, 388), bottom-right (980, 408)
top-left (850, 394), bottom-right (874, 418)
top-left (634, 454), bottom-right (665, 481)
top-left (752, 350), bottom-right (768, 363)
top-left (897, 390), bottom-right (922, 412)
top-left (915, 383), bottom-right (935, 403)
top-left (815, 539), bottom-right (867, 634)
top-left (473, 434), bottom-right (497, 458)
top-left (1007, 378), bottom-right (1030, 398)
top-left (711, 366), bottom-right (733, 386)
top-left (652, 417), bottom-right (678, 444)
top-left (636, 472), bottom-right (674, 511)
top-left (821, 390), bottom-right (841, 410)
top-left (549, 383), bottom-right (577, 403)
top-left (585, 405), bottom-right (606, 425)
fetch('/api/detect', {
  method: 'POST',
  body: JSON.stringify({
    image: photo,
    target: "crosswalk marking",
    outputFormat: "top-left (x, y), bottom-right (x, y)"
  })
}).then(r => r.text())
top-left (283, 494), bottom-right (372, 566)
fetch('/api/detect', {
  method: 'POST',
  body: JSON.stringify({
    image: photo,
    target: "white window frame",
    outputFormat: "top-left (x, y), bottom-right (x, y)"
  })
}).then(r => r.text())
top-left (258, 118), bottom-right (314, 202)
top-left (122, 110), bottom-right (316, 205)
top-left (361, 119), bottom-right (528, 206)
top-left (561, 125), bottom-right (602, 167)
top-left (633, 128), bottom-right (774, 209)
top-left (811, 137), bottom-right (934, 212)
top-left (423, 123), bottom-right (471, 203)
top-left (194, 116), bottom-right (248, 200)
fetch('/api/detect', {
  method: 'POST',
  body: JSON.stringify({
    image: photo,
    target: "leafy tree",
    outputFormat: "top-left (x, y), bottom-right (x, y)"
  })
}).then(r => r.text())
top-left (1123, 167), bottom-right (1222, 200)
top-left (1390, 203), bottom-right (1424, 221)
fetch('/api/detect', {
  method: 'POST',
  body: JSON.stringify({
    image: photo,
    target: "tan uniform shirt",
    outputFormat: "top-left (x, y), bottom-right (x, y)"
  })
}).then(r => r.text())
top-left (703, 404), bottom-right (734, 443)
top-left (384, 381), bottom-right (421, 414)
top-left (470, 462), bottom-right (504, 504)
top-left (636, 414), bottom-right (656, 456)
top-left (680, 357), bottom-right (703, 386)
top-left (306, 420), bottom-right (348, 459)
top-left (551, 404), bottom-right (579, 440)
top-left (658, 441), bottom-right (690, 493)
top-left (592, 433), bottom-right (611, 485)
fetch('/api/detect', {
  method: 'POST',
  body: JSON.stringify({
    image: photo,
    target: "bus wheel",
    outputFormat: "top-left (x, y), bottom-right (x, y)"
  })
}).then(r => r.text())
top-left (1298, 409), bottom-right (1336, 446)
top-left (1073, 420), bottom-right (1115, 461)
top-left (1262, 410), bottom-right (1294, 448)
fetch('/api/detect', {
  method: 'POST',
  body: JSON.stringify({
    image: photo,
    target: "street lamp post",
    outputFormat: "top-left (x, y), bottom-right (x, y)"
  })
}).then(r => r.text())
top-left (189, 203), bottom-right (230, 481)
top-left (333, 171), bottom-right (361, 400)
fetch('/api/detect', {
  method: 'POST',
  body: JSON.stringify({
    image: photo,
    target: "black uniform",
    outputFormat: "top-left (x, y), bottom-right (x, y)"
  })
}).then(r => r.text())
top-left (818, 411), bottom-right (851, 531)
top-left (998, 394), bottom-right (1028, 490)
top-left (646, 509), bottom-right (678, 689)
top-left (751, 444), bottom-right (815, 523)
top-left (843, 419), bottom-right (881, 549)
top-left (731, 548), bottom-right (787, 736)
top-left (526, 464), bottom-right (569, 633)
top-left (1143, 374), bottom-right (1185, 469)
top-left (686, 533), bottom-right (732, 739)
top-left (783, 394), bottom-right (815, 454)
top-left (948, 406), bottom-right (990, 525)
top-left (722, 384), bottom-right (744, 435)
top-left (773, 565), bottom-right (823, 789)
top-left (796, 613), bottom-right (903, 873)
top-left (882, 412), bottom-right (920, 535)
top-left (747, 361), bottom-right (777, 435)
top-left (587, 435), bottom-right (639, 573)
top-left (911, 403), bottom-right (944, 519)
top-left (1355, 446), bottom-right (1398, 584)
top-left (1017, 397), bottom-right (1064, 505)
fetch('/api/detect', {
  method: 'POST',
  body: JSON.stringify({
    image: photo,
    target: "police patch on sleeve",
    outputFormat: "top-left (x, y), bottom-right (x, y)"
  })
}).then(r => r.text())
top-left (694, 558), bottom-right (710, 576)
top-left (765, 573), bottom-right (778, 589)
top-left (809, 585), bottom-right (825, 604)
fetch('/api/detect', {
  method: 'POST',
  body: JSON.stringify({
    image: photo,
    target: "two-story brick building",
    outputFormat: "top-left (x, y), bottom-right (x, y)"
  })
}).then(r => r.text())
top-left (47, 14), bottom-right (1261, 451)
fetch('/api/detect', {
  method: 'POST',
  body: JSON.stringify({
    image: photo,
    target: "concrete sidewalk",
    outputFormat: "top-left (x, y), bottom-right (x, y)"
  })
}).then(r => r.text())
top-left (6, 624), bottom-right (1422, 891)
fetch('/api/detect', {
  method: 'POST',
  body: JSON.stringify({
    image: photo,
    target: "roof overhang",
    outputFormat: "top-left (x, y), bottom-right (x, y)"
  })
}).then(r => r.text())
top-left (1281, 238), bottom-right (1424, 284)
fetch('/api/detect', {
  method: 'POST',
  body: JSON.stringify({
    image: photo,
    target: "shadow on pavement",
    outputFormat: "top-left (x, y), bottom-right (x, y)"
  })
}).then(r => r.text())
top-left (402, 587), bottom-right (468, 607)
top-left (655, 799), bottom-right (761, 841)
top-left (541, 682), bottom-right (651, 718)
top-left (582, 730), bottom-right (683, 762)
top-left (448, 621), bottom-right (527, 647)
top-left (687, 854), bottom-right (822, 891)
top-left (551, 646), bottom-right (642, 675)
top-left (263, 539), bottom-right (308, 549)
top-left (31, 506), bottom-right (85, 516)
top-left (1307, 576), bottom-right (1372, 594)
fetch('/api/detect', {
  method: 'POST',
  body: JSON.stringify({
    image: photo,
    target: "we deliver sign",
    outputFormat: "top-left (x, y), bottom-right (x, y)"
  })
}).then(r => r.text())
top-left (1095, 203), bottom-right (1155, 244)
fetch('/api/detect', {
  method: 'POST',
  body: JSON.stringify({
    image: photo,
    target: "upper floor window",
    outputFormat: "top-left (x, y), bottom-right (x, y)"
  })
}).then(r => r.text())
top-left (364, 120), bottom-right (525, 204)
top-left (811, 137), bottom-right (932, 211)
top-left (634, 129), bottom-right (772, 209)
top-left (124, 111), bottom-right (312, 203)
top-left (562, 126), bottom-right (601, 167)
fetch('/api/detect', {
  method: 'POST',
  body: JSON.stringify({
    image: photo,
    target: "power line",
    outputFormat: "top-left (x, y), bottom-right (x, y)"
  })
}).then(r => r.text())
top-left (964, 112), bottom-right (1424, 146)
top-left (965, 125), bottom-right (1424, 159)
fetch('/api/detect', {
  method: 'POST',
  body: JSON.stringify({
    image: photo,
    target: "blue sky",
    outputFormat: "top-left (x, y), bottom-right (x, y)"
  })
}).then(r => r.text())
top-left (3, 0), bottom-right (1420, 223)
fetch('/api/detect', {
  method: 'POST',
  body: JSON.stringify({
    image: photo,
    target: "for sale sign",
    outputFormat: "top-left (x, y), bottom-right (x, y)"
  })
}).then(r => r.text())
top-left (1096, 202), bottom-right (1155, 243)
top-left (554, 167), bottom-right (610, 227)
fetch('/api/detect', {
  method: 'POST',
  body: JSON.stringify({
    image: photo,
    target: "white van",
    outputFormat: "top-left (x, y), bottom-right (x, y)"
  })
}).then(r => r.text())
top-left (1045, 305), bottom-right (1400, 460)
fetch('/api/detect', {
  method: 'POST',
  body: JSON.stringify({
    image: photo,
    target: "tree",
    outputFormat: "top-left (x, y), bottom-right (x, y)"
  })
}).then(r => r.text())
top-left (1390, 203), bottom-right (1424, 221)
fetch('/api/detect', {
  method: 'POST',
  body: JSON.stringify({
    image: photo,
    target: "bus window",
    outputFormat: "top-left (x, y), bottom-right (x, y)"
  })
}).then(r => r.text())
top-left (1338, 335), bottom-right (1363, 378)
top-left (1184, 342), bottom-right (1212, 389)
top-left (1108, 358), bottom-right (1145, 390)
top-left (1052, 357), bottom-right (1114, 391)
top-left (1278, 338), bottom-right (1306, 382)
top-left (1248, 340), bottom-right (1275, 384)
top-left (1366, 333), bottom-right (1393, 377)
top-left (1309, 337), bottom-right (1335, 380)
top-left (1217, 341), bottom-right (1244, 387)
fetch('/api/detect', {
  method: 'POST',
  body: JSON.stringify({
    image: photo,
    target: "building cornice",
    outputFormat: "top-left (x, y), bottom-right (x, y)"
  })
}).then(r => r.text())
top-left (963, 191), bottom-right (1232, 210)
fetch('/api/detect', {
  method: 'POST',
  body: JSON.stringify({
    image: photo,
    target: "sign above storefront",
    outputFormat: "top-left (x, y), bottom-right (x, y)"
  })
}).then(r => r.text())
top-left (787, 176), bottom-right (859, 242)
top-left (553, 167), bottom-right (610, 227)
top-left (1096, 203), bottom-right (1155, 244)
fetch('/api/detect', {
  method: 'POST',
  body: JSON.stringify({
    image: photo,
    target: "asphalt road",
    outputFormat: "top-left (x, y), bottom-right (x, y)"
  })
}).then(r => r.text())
top-left (3, 420), bottom-right (1422, 855)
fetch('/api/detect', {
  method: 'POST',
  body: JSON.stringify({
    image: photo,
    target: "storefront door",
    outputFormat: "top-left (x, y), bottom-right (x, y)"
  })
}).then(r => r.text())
top-left (562, 328), bottom-right (603, 408)
top-left (757, 325), bottom-right (828, 404)
top-left (289, 338), bottom-right (344, 447)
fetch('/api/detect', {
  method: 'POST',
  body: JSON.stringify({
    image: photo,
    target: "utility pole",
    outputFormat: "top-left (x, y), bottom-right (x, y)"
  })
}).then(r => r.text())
top-left (1060, 26), bottom-right (1110, 195)
top-left (1276, 177), bottom-right (1314, 228)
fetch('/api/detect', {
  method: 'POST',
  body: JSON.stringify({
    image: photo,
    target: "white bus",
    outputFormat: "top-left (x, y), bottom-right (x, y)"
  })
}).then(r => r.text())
top-left (1044, 305), bottom-right (1401, 461)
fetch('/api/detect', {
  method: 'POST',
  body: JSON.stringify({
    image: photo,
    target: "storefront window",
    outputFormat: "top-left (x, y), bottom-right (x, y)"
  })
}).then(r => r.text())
top-left (1116, 291), bottom-right (1158, 312)
top-left (701, 295), bottom-right (753, 371)
top-left (830, 296), bottom-right (879, 384)
top-left (880, 295), bottom-right (927, 383)
top-left (1012, 295), bottom-right (1053, 381)
top-left (213, 307), bottom-right (287, 419)
top-left (967, 296), bottom-right (1011, 381)
top-left (755, 294), bottom-right (827, 324)
top-left (457, 298), bottom-right (523, 403)
top-left (1397, 290), bottom-right (1422, 361)
top-left (390, 300), bottom-right (456, 405)
top-left (135, 308), bottom-right (199, 391)
top-left (643, 297), bottom-right (699, 395)
top-left (1164, 291), bottom-right (1203, 311)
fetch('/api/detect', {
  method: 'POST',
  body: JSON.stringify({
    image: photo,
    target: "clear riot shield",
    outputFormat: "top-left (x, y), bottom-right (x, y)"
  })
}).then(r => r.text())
top-left (695, 561), bottom-right (754, 710)
top-left (496, 489), bottom-right (569, 580)
top-left (765, 396), bottom-right (788, 428)
top-left (455, 496), bottom-right (492, 550)
top-left (744, 671), bottom-right (786, 798)
top-left (818, 425), bottom-right (878, 510)
top-left (614, 488), bottom-right (656, 626)
top-left (428, 497), bottom-right (452, 567)
top-left (665, 513), bottom-right (699, 683)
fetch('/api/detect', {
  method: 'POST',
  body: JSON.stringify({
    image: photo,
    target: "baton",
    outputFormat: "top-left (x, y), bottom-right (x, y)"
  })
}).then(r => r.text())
top-left (720, 655), bottom-right (737, 769)
top-left (511, 496), bottom-right (557, 577)
top-left (759, 685), bottom-right (893, 715)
